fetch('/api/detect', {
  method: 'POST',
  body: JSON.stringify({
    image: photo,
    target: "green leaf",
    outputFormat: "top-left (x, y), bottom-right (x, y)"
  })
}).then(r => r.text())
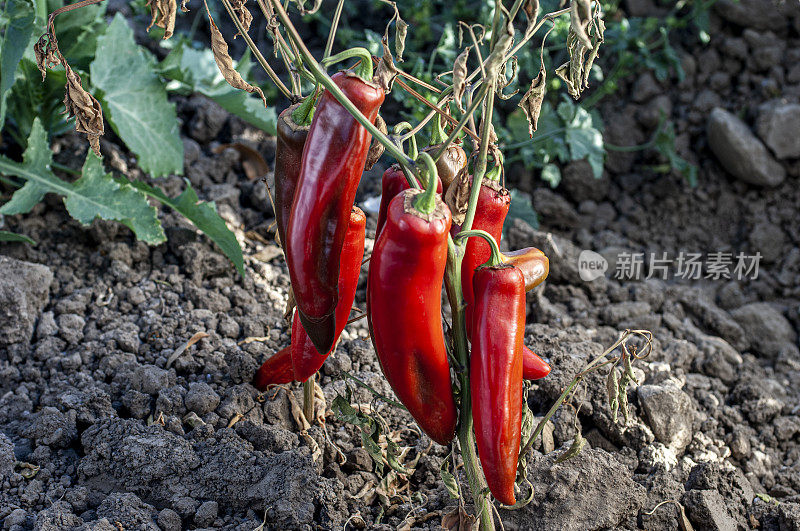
top-left (128, 179), bottom-right (244, 277)
top-left (5, 59), bottom-right (71, 144)
top-left (439, 453), bottom-right (460, 499)
top-left (0, 0), bottom-right (36, 128)
top-left (0, 230), bottom-right (36, 244)
top-left (90, 14), bottom-right (183, 177)
top-left (158, 41), bottom-right (277, 134)
top-left (0, 119), bottom-right (166, 245)
top-left (540, 163), bottom-right (561, 188)
top-left (504, 189), bottom-right (539, 236)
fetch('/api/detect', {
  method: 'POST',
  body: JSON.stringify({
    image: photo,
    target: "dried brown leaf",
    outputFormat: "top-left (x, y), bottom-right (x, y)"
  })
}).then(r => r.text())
top-left (441, 506), bottom-right (477, 531)
top-left (519, 68), bottom-right (546, 137)
top-left (283, 287), bottom-right (295, 321)
top-left (230, 0), bottom-right (253, 38)
top-left (523, 0), bottom-right (540, 28)
top-left (374, 37), bottom-right (399, 92)
top-left (569, 0), bottom-right (592, 49)
top-left (444, 167), bottom-right (470, 226)
top-left (395, 17), bottom-right (408, 62)
top-left (34, 33), bottom-right (61, 81)
top-left (145, 0), bottom-right (177, 39)
top-left (63, 64), bottom-right (104, 157)
top-left (166, 331), bottom-right (209, 368)
top-left (180, 0), bottom-right (189, 12)
top-left (452, 47), bottom-right (470, 112)
top-left (205, 4), bottom-right (267, 108)
top-left (364, 114), bottom-right (387, 171)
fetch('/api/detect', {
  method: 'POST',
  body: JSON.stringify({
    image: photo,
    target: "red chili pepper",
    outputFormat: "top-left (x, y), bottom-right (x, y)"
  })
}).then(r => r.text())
top-left (274, 103), bottom-right (311, 249)
top-left (253, 346), bottom-right (294, 390)
top-left (285, 71), bottom-right (384, 354)
top-left (523, 346), bottom-right (550, 380)
top-left (367, 160), bottom-right (457, 445)
top-left (375, 164), bottom-right (442, 236)
top-left (291, 207), bottom-right (365, 382)
top-left (469, 252), bottom-right (525, 506)
top-left (453, 177), bottom-right (511, 335)
top-left (500, 247), bottom-right (549, 292)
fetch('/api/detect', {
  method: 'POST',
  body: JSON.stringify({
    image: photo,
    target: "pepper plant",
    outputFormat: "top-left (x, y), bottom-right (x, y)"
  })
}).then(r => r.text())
top-left (22, 0), bottom-right (628, 528)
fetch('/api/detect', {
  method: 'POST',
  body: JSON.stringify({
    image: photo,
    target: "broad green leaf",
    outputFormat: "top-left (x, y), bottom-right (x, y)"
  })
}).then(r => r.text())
top-left (0, 230), bottom-right (36, 244)
top-left (158, 41), bottom-right (277, 134)
top-left (540, 163), bottom-right (561, 188)
top-left (0, 0), bottom-right (36, 128)
top-left (68, 150), bottom-right (165, 244)
top-left (0, 119), bottom-right (165, 245)
top-left (54, 0), bottom-right (107, 67)
top-left (90, 14), bottom-right (183, 177)
top-left (504, 189), bottom-right (539, 236)
top-left (6, 59), bottom-right (71, 147)
top-left (128, 179), bottom-right (244, 277)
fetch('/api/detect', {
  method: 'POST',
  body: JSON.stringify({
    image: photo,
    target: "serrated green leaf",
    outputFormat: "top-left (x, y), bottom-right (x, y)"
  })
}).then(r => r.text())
top-left (440, 454), bottom-right (460, 499)
top-left (128, 179), bottom-right (244, 277)
top-left (68, 150), bottom-right (165, 244)
top-left (158, 41), bottom-right (277, 134)
top-left (90, 14), bottom-right (183, 177)
top-left (0, 230), bottom-right (36, 244)
top-left (0, 119), bottom-right (165, 245)
top-left (5, 60), bottom-right (71, 143)
top-left (0, 0), bottom-right (36, 129)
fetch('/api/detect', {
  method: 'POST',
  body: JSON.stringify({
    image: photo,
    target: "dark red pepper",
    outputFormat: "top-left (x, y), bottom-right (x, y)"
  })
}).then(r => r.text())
top-left (291, 207), bottom-right (366, 381)
top-left (471, 261), bottom-right (525, 506)
top-left (253, 346), bottom-right (294, 390)
top-left (375, 164), bottom-right (442, 236)
top-left (367, 165), bottom-right (457, 445)
top-left (523, 346), bottom-right (550, 380)
top-left (452, 177), bottom-right (511, 336)
top-left (274, 103), bottom-right (311, 249)
top-left (285, 71), bottom-right (384, 354)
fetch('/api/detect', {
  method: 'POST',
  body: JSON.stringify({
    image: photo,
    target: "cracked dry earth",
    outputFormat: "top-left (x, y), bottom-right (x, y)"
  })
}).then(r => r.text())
top-left (2, 0), bottom-right (800, 529)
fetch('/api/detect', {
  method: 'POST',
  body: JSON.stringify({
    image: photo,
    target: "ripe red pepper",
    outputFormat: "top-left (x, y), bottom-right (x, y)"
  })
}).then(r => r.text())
top-left (367, 161), bottom-right (457, 445)
top-left (253, 346), bottom-right (294, 390)
top-left (453, 177), bottom-right (511, 335)
top-left (375, 164), bottom-right (442, 236)
top-left (500, 247), bottom-right (549, 292)
top-left (274, 103), bottom-right (311, 248)
top-left (470, 256), bottom-right (525, 506)
top-left (523, 346), bottom-right (550, 380)
top-left (291, 207), bottom-right (365, 381)
top-left (285, 71), bottom-right (384, 354)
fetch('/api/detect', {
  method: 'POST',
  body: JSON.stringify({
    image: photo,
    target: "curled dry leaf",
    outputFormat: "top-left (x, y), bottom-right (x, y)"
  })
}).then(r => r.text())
top-left (375, 36), bottom-right (399, 92)
top-left (441, 506), bottom-right (478, 531)
top-left (569, 0), bottom-right (593, 48)
top-left (523, 0), bottom-right (540, 29)
top-left (395, 17), bottom-right (408, 62)
top-left (364, 114), bottom-right (387, 171)
top-left (34, 33), bottom-right (60, 81)
top-left (145, 0), bottom-right (177, 39)
top-left (443, 167), bottom-right (471, 226)
top-left (452, 47), bottom-right (470, 112)
top-left (519, 67), bottom-right (546, 137)
top-left (283, 287), bottom-right (296, 321)
top-left (63, 64), bottom-right (104, 157)
top-left (554, 431), bottom-right (586, 463)
top-left (180, 0), bottom-right (189, 12)
top-left (205, 3), bottom-right (267, 108)
top-left (229, 0), bottom-right (253, 38)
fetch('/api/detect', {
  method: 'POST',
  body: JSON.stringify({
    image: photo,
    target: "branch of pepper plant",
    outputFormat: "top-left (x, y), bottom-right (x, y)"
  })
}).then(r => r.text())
top-left (430, 83), bottom-right (489, 164)
top-left (324, 0), bottom-right (345, 59)
top-left (518, 329), bottom-right (653, 458)
top-left (218, 0), bottom-right (293, 99)
top-left (393, 77), bottom-right (480, 143)
top-left (253, 0), bottom-right (304, 93)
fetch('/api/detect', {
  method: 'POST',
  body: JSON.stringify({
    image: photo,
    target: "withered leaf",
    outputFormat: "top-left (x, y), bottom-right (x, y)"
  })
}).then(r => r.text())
top-left (205, 4), bottom-right (267, 108)
top-left (63, 64), bottom-right (104, 157)
top-left (374, 37), bottom-right (399, 92)
top-left (523, 0), bottom-right (540, 28)
top-left (229, 0), bottom-right (252, 38)
top-left (145, 0), bottom-right (177, 39)
top-left (444, 167), bottom-right (470, 226)
top-left (554, 431), bottom-right (586, 464)
top-left (519, 67), bottom-right (546, 137)
top-left (441, 506), bottom-right (477, 531)
top-left (181, 0), bottom-right (189, 12)
top-left (34, 33), bottom-right (61, 81)
top-left (452, 47), bottom-right (470, 112)
top-left (569, 0), bottom-right (592, 49)
top-left (395, 17), bottom-right (408, 62)
top-left (607, 367), bottom-right (619, 423)
top-left (364, 114), bottom-right (387, 171)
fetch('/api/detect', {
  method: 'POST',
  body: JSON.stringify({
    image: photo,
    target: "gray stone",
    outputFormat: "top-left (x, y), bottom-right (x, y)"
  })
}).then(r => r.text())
top-left (683, 489), bottom-right (738, 531)
top-left (749, 221), bottom-right (785, 263)
top-left (707, 108), bottom-right (785, 187)
top-left (96, 492), bottom-right (159, 530)
top-left (756, 102), bottom-right (800, 159)
top-left (637, 384), bottom-right (695, 451)
top-left (731, 303), bottom-right (796, 359)
top-left (500, 448), bottom-right (645, 530)
top-left (33, 502), bottom-right (83, 530)
top-left (560, 160), bottom-right (609, 203)
top-left (157, 508), bottom-right (181, 531)
top-left (185, 382), bottom-right (220, 416)
top-left (131, 365), bottom-right (175, 396)
top-left (23, 406), bottom-right (78, 449)
top-left (194, 501), bottom-right (218, 527)
top-left (714, 0), bottom-right (786, 31)
top-left (0, 256), bottom-right (53, 346)
top-left (57, 313), bottom-right (85, 345)
top-left (0, 432), bottom-right (15, 480)
top-left (533, 187), bottom-right (581, 229)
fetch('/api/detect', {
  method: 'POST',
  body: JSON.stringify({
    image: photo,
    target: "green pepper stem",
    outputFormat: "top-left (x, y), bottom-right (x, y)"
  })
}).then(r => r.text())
top-left (455, 230), bottom-right (503, 267)
top-left (484, 151), bottom-right (503, 182)
top-left (320, 47), bottom-right (374, 81)
top-left (394, 122), bottom-right (418, 160)
top-left (412, 152), bottom-right (439, 214)
top-left (430, 107), bottom-right (448, 145)
top-left (290, 90), bottom-right (317, 126)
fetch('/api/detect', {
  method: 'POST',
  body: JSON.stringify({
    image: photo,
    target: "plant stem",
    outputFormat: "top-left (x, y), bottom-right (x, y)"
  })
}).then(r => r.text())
top-left (324, 0), bottom-right (345, 60)
top-left (431, 83), bottom-right (488, 163)
top-left (303, 375), bottom-right (315, 423)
